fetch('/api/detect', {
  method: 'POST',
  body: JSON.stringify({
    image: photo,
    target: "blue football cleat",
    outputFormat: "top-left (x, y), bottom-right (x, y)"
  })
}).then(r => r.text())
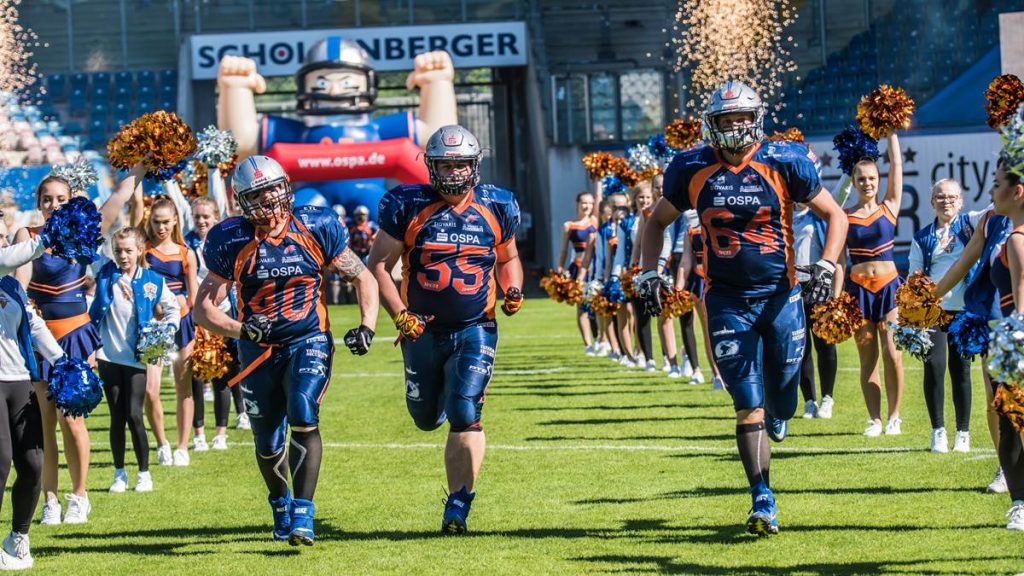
top-left (289, 498), bottom-right (315, 546)
top-left (746, 489), bottom-right (779, 536)
top-left (441, 487), bottom-right (476, 535)
top-left (765, 413), bottom-right (788, 443)
top-left (269, 492), bottom-right (292, 542)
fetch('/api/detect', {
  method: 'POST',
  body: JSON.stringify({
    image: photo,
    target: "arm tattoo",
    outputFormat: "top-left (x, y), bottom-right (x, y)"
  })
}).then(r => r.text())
top-left (335, 248), bottom-right (366, 281)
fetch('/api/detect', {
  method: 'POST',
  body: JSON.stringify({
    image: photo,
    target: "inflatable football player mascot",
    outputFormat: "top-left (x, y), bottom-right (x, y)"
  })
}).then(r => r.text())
top-left (217, 37), bottom-right (458, 217)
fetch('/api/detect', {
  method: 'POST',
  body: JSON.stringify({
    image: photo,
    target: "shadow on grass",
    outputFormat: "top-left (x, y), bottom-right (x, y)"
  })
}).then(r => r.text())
top-left (538, 415), bottom-right (724, 426)
top-left (525, 433), bottom-right (737, 442)
top-left (514, 402), bottom-right (723, 412)
top-left (576, 484), bottom-right (984, 505)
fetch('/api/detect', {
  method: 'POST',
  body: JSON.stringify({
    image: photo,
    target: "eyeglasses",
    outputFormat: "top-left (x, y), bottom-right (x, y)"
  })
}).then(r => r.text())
top-left (933, 196), bottom-right (960, 204)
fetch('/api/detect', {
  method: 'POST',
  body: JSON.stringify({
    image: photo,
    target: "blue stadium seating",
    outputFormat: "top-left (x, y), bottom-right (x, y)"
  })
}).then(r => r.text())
top-left (137, 70), bottom-right (155, 90)
top-left (46, 74), bottom-right (67, 101)
top-left (68, 88), bottom-right (87, 116)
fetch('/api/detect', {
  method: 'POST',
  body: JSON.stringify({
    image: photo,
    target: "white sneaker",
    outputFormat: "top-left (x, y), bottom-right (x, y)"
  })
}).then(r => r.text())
top-left (63, 494), bottom-right (90, 525)
top-left (690, 369), bottom-right (705, 385)
top-left (39, 498), bottom-right (60, 526)
top-left (1008, 501), bottom-right (1024, 531)
top-left (680, 360), bottom-right (694, 379)
top-left (109, 469), bottom-right (128, 493)
top-left (172, 448), bottom-right (190, 466)
top-left (930, 427), bottom-right (949, 453)
top-left (135, 471), bottom-right (153, 493)
top-left (1, 532), bottom-right (32, 569)
top-left (619, 356), bottom-right (636, 368)
top-left (818, 396), bottom-right (834, 419)
top-left (596, 342), bottom-right (611, 357)
top-left (644, 360), bottom-right (657, 373)
top-left (953, 430), bottom-right (970, 453)
top-left (661, 358), bottom-right (671, 373)
top-left (203, 386), bottom-right (214, 403)
top-left (212, 435), bottom-right (228, 450)
top-left (885, 417), bottom-right (902, 436)
top-left (802, 400), bottom-right (818, 419)
top-left (667, 366), bottom-right (682, 379)
top-left (989, 467), bottom-right (1010, 494)
top-left (608, 352), bottom-right (620, 363)
top-left (864, 419), bottom-right (883, 437)
top-left (712, 376), bottom-right (725, 391)
top-left (584, 344), bottom-right (596, 357)
top-left (156, 443), bottom-right (173, 466)
top-left (193, 435), bottom-right (209, 452)
top-left (236, 413), bottom-right (251, 431)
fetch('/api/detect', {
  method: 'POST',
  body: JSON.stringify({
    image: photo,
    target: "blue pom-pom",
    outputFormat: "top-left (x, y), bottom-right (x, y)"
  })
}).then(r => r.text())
top-left (833, 124), bottom-right (880, 176)
top-left (888, 322), bottom-right (934, 361)
top-left (604, 276), bottom-right (626, 304)
top-left (601, 174), bottom-right (627, 196)
top-left (647, 134), bottom-right (680, 163)
top-left (148, 159), bottom-right (190, 183)
top-left (47, 357), bottom-right (104, 418)
top-left (137, 320), bottom-right (178, 365)
top-left (43, 196), bottom-right (105, 265)
top-left (988, 313), bottom-right (1024, 384)
top-left (949, 310), bottom-right (990, 359)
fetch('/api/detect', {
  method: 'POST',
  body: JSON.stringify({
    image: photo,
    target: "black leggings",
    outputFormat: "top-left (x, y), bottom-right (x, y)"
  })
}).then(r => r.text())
top-left (679, 310), bottom-right (699, 369)
top-left (192, 377), bottom-right (243, 429)
top-left (632, 297), bottom-right (653, 362)
top-left (0, 380), bottom-right (42, 534)
top-left (800, 293), bottom-right (838, 401)
top-left (99, 361), bottom-right (149, 472)
top-left (922, 327), bottom-right (972, 431)
top-left (998, 404), bottom-right (1024, 501)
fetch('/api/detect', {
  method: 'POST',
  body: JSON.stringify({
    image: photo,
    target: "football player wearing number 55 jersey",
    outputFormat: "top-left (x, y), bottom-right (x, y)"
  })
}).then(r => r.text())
top-left (194, 155), bottom-right (379, 546)
top-left (368, 125), bottom-right (523, 535)
top-left (637, 81), bottom-right (847, 536)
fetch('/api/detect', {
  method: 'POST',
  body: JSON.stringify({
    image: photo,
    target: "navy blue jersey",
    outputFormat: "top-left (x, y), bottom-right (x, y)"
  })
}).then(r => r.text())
top-left (378, 184), bottom-right (520, 331)
top-left (204, 206), bottom-right (349, 345)
top-left (662, 141), bottom-right (821, 298)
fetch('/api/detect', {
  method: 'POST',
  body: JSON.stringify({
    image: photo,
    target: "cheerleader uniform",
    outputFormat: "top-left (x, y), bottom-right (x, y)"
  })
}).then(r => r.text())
top-left (145, 243), bottom-right (195, 349)
top-left (565, 221), bottom-right (596, 280)
top-left (685, 227), bottom-right (706, 300)
top-left (845, 204), bottom-right (902, 322)
top-left (26, 227), bottom-right (102, 380)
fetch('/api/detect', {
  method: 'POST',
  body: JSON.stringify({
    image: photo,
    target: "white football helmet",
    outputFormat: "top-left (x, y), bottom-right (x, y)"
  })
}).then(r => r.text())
top-left (231, 155), bottom-right (292, 227)
top-left (702, 81), bottom-right (765, 153)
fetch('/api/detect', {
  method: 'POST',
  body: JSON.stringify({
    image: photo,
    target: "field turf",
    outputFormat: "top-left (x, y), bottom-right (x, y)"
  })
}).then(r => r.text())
top-left (26, 299), bottom-right (1024, 575)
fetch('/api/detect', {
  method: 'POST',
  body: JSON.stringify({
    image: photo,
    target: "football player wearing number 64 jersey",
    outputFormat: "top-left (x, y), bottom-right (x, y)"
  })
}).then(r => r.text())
top-left (637, 81), bottom-right (847, 536)
top-left (194, 155), bottom-right (379, 546)
top-left (367, 125), bottom-right (523, 535)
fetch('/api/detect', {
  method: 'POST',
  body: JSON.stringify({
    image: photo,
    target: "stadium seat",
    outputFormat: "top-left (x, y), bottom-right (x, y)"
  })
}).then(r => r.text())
top-left (92, 72), bottom-right (111, 90)
top-left (88, 118), bottom-right (107, 146)
top-left (137, 70), bottom-right (155, 90)
top-left (46, 74), bottom-right (67, 101)
top-left (137, 97), bottom-right (155, 114)
top-left (69, 88), bottom-right (88, 116)
top-left (113, 102), bottom-right (132, 127)
top-left (70, 73), bottom-right (87, 93)
top-left (159, 69), bottom-right (178, 89)
top-left (92, 83), bottom-right (110, 105)
top-left (114, 71), bottom-right (133, 90)
top-left (114, 85), bottom-right (132, 106)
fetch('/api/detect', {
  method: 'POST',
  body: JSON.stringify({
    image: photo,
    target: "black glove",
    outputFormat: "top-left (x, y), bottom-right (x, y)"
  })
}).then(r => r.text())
top-left (501, 287), bottom-right (524, 316)
top-left (636, 270), bottom-right (669, 317)
top-left (240, 313), bottom-right (273, 344)
top-left (797, 260), bottom-right (836, 305)
top-left (344, 325), bottom-right (375, 355)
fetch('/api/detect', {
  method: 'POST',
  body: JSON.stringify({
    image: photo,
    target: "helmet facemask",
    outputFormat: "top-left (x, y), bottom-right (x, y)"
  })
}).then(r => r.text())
top-left (237, 179), bottom-right (293, 228)
top-left (704, 108), bottom-right (765, 154)
top-left (427, 157), bottom-right (480, 196)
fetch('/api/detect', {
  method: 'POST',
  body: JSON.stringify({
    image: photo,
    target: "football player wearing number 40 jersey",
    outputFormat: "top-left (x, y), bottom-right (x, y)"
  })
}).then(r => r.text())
top-left (638, 81), bottom-right (847, 536)
top-left (368, 125), bottom-right (523, 535)
top-left (194, 155), bottom-right (379, 546)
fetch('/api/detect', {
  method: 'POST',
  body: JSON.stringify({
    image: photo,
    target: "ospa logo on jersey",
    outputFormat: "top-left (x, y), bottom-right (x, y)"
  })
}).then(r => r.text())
top-left (256, 265), bottom-right (304, 279)
top-left (713, 195), bottom-right (761, 206)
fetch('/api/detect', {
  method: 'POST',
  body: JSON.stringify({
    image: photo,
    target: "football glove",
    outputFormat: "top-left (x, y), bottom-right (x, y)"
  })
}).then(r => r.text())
top-left (394, 309), bottom-right (429, 342)
top-left (797, 259), bottom-right (836, 305)
top-left (501, 287), bottom-right (524, 316)
top-left (635, 269), bottom-right (669, 317)
top-left (240, 313), bottom-right (272, 344)
top-left (344, 325), bottom-right (375, 355)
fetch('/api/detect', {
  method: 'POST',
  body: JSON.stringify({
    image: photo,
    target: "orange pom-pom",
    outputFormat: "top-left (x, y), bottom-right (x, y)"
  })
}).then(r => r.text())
top-left (985, 74), bottom-right (1024, 130)
top-left (896, 271), bottom-right (945, 328)
top-left (620, 266), bottom-right (640, 299)
top-left (664, 118), bottom-right (702, 150)
top-left (591, 294), bottom-right (620, 317)
top-left (994, 383), bottom-right (1024, 433)
top-left (218, 153), bottom-right (240, 178)
top-left (582, 152), bottom-right (616, 180)
top-left (811, 292), bottom-right (866, 344)
top-left (107, 111), bottom-right (197, 179)
top-left (539, 271), bottom-right (584, 305)
top-left (660, 288), bottom-right (697, 318)
top-left (768, 127), bottom-right (805, 143)
top-left (193, 328), bottom-right (232, 382)
top-left (856, 85), bottom-right (915, 140)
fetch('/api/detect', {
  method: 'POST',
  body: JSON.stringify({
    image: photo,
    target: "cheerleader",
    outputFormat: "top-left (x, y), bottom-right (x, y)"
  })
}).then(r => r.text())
top-left (633, 178), bottom-right (681, 376)
top-left (91, 227), bottom-right (180, 494)
top-left (838, 132), bottom-right (904, 437)
top-left (143, 196), bottom-right (199, 465)
top-left (185, 196), bottom-right (247, 451)
top-left (676, 210), bottom-right (723, 388)
top-left (607, 192), bottom-right (637, 367)
top-left (592, 198), bottom-right (620, 358)
top-left (557, 192), bottom-right (597, 354)
top-left (12, 163), bottom-right (145, 525)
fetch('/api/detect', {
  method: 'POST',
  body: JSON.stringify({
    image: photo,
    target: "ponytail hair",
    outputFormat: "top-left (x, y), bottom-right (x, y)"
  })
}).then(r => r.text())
top-left (146, 196), bottom-right (186, 246)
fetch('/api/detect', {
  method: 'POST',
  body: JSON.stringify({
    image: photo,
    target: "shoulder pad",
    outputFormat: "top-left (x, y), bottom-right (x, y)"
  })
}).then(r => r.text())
top-left (475, 184), bottom-right (516, 205)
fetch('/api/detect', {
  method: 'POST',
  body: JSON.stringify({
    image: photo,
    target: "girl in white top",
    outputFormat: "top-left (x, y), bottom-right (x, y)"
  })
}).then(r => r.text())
top-left (93, 227), bottom-right (180, 494)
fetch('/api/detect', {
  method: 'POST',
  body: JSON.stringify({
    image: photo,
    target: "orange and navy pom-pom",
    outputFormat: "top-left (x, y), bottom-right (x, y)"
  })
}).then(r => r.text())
top-left (895, 271), bottom-right (945, 328)
top-left (994, 383), bottom-right (1024, 433)
top-left (107, 111), bottom-right (197, 180)
top-left (856, 85), bottom-right (915, 140)
top-left (620, 266), bottom-right (640, 299)
top-left (193, 328), bottom-right (232, 382)
top-left (985, 74), bottom-right (1024, 131)
top-left (664, 118), bottom-right (702, 150)
top-left (582, 151), bottom-right (616, 180)
top-left (811, 292), bottom-right (865, 344)
top-left (660, 288), bottom-right (697, 318)
top-left (768, 127), bottom-right (805, 143)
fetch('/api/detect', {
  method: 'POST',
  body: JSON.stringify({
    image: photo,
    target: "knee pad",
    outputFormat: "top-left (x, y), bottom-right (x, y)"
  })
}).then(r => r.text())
top-left (446, 397), bottom-right (483, 433)
top-left (408, 405), bottom-right (447, 431)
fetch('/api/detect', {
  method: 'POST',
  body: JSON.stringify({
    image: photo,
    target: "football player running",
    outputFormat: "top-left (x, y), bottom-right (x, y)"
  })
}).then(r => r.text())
top-left (194, 156), bottom-right (378, 546)
top-left (637, 81), bottom-right (847, 536)
top-left (367, 125), bottom-right (522, 535)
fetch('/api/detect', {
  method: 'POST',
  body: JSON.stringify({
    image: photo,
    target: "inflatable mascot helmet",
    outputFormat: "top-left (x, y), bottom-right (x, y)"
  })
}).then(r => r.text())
top-left (295, 37), bottom-right (378, 115)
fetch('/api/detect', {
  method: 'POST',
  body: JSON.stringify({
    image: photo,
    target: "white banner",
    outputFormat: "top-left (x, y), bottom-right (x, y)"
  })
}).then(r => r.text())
top-left (806, 131), bottom-right (1002, 250)
top-left (190, 21), bottom-right (528, 80)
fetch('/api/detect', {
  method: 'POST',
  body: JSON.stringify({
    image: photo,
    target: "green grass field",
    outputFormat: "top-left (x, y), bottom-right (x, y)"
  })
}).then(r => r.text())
top-left (25, 299), bottom-right (1024, 575)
